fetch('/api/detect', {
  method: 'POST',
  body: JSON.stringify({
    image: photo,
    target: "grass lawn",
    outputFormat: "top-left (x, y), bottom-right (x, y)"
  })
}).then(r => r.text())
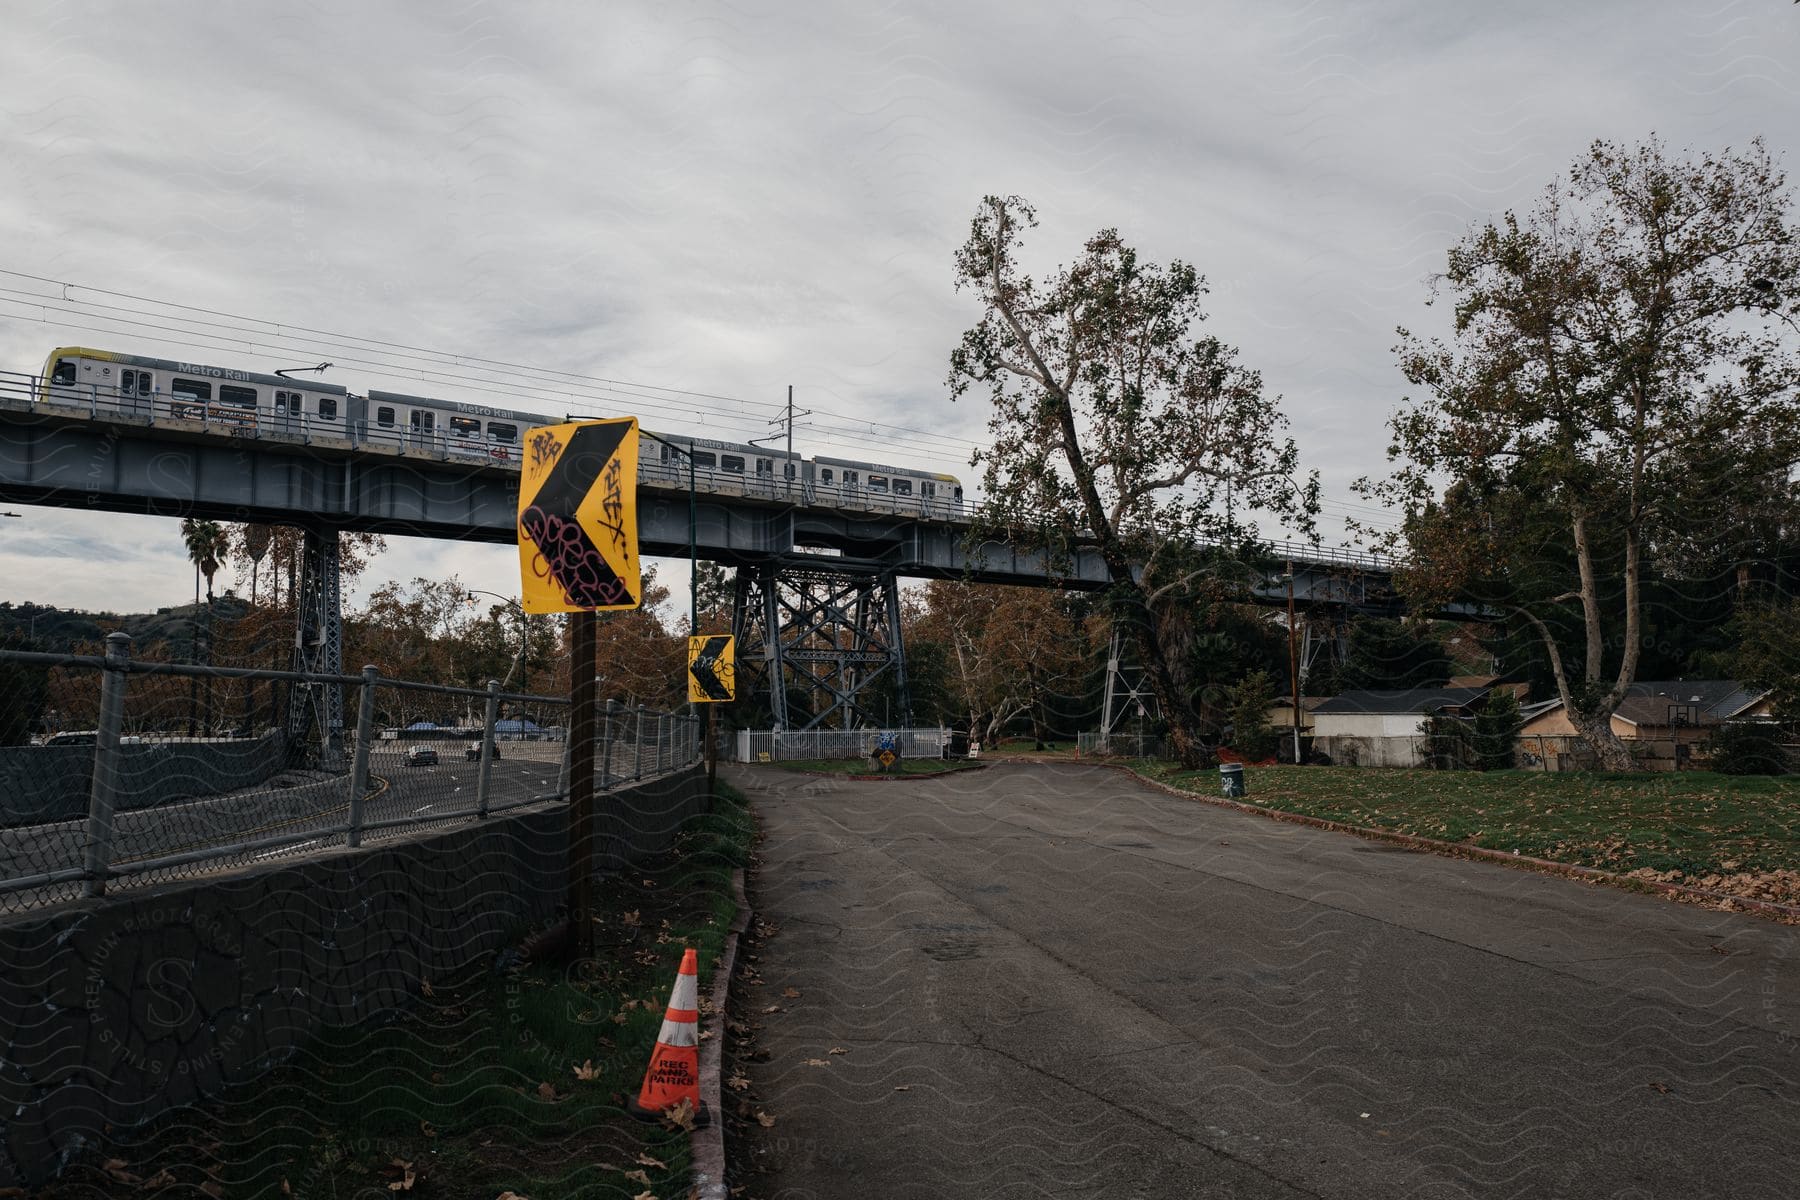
top-left (1134, 762), bottom-right (1800, 905)
top-left (42, 784), bottom-right (756, 1200)
top-left (772, 756), bottom-right (983, 776)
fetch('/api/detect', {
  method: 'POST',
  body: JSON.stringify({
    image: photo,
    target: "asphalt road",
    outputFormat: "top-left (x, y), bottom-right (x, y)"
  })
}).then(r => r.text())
top-left (727, 762), bottom-right (1800, 1200)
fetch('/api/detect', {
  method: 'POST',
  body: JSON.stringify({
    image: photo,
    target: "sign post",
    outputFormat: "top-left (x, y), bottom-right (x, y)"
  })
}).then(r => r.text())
top-left (518, 419), bottom-right (642, 959)
top-left (687, 635), bottom-right (735, 789)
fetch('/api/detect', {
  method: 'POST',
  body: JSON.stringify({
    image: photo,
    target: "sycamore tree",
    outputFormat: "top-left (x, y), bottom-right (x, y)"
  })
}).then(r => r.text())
top-left (949, 195), bottom-right (1318, 767)
top-left (1366, 138), bottom-right (1800, 770)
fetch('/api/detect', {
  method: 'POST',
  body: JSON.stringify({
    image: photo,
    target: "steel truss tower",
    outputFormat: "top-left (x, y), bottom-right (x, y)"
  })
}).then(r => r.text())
top-left (733, 563), bottom-right (911, 731)
top-left (1099, 625), bottom-right (1159, 752)
top-left (287, 526), bottom-right (345, 767)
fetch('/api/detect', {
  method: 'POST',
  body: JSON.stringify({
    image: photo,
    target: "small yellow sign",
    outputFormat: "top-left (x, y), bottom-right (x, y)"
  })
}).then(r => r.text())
top-left (687, 634), bottom-right (735, 703)
top-left (516, 420), bottom-right (640, 613)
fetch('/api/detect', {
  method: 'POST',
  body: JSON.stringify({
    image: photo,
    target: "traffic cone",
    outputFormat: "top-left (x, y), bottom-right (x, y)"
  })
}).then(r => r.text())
top-left (627, 947), bottom-right (710, 1126)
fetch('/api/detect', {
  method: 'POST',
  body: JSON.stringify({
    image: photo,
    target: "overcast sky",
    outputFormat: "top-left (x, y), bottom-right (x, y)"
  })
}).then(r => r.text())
top-left (1, 1), bottom-right (1796, 621)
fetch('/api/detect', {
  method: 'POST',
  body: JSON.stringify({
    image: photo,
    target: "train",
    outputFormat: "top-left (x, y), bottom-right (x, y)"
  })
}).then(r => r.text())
top-left (33, 346), bottom-right (967, 519)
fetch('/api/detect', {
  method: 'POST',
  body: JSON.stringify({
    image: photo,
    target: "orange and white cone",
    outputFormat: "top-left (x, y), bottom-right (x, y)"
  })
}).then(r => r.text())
top-left (627, 946), bottom-right (709, 1126)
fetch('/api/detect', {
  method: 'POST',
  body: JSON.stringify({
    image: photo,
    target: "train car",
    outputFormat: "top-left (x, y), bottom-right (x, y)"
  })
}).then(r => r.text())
top-left (38, 347), bottom-right (351, 443)
top-left (812, 454), bottom-right (963, 518)
top-left (30, 345), bottom-right (966, 517)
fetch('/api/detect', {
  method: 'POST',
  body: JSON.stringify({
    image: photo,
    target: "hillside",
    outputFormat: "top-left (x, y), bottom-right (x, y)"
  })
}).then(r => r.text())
top-left (0, 596), bottom-right (252, 659)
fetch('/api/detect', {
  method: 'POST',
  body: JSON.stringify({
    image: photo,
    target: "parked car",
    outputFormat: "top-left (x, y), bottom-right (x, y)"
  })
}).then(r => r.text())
top-left (405, 745), bottom-right (439, 767)
top-left (43, 731), bottom-right (97, 746)
top-left (464, 742), bottom-right (501, 762)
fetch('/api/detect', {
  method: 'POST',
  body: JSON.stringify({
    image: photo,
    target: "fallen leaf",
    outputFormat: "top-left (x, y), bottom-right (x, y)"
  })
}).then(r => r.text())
top-left (1650, 1081), bottom-right (1670, 1094)
top-left (280, 1180), bottom-right (292, 1196)
top-left (612, 1012), bottom-right (630, 1025)
top-left (623, 1169), bottom-right (653, 1186)
top-left (430, 1071), bottom-right (445, 1084)
top-left (726, 1070), bottom-right (751, 1091)
top-left (573, 1059), bottom-right (601, 1082)
top-left (496, 1193), bottom-right (530, 1200)
top-left (755, 1109), bottom-right (777, 1128)
top-left (103, 1160), bottom-right (140, 1185)
top-left (420, 979), bottom-right (434, 998)
top-left (142, 1170), bottom-right (178, 1188)
top-left (621, 910), bottom-right (641, 926)
top-left (762, 1004), bottom-right (783, 1014)
top-left (893, 1085), bottom-right (910, 1092)
top-left (803, 1058), bottom-right (830, 1067)
top-left (537, 1081), bottom-right (557, 1100)
top-left (420, 1119), bottom-right (437, 1138)
top-left (635, 1152), bottom-right (666, 1169)
top-left (662, 1096), bottom-right (698, 1131)
top-left (633, 1193), bottom-right (656, 1200)
top-left (781, 987), bottom-right (801, 999)
top-left (828, 1047), bottom-right (848, 1055)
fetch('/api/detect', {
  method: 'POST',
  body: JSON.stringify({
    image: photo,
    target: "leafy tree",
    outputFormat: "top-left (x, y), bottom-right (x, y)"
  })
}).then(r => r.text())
top-left (1226, 669), bottom-right (1278, 761)
top-left (949, 195), bottom-right (1318, 767)
top-left (1366, 138), bottom-right (1800, 771)
top-left (1340, 618), bottom-right (1451, 691)
top-left (910, 580), bottom-right (1089, 746)
top-left (1471, 689), bottom-right (1524, 771)
top-left (1707, 721), bottom-right (1787, 775)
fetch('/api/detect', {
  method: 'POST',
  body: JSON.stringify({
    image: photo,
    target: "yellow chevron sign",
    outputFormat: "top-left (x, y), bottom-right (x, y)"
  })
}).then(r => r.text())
top-left (687, 634), bottom-right (735, 703)
top-left (517, 420), bottom-right (641, 613)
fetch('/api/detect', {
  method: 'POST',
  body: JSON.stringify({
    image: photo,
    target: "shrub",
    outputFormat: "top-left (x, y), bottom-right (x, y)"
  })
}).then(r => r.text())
top-left (1707, 721), bottom-right (1788, 775)
top-left (1227, 670), bottom-right (1279, 762)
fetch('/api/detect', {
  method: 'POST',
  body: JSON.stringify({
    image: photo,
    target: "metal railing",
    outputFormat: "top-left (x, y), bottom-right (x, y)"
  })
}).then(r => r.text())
top-left (0, 636), bottom-right (702, 914)
top-left (1077, 732), bottom-right (1167, 759)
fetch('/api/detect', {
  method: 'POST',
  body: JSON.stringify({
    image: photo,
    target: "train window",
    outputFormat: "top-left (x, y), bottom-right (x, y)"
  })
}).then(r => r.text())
top-left (173, 378), bottom-right (211, 402)
top-left (893, 479), bottom-right (913, 496)
top-left (410, 411), bottom-right (435, 432)
top-left (450, 416), bottom-right (481, 439)
top-left (783, 462), bottom-right (796, 480)
top-left (721, 455), bottom-right (745, 474)
top-left (138, 372), bottom-right (154, 396)
top-left (693, 451), bottom-right (716, 469)
top-left (487, 422), bottom-right (517, 443)
top-left (921, 481), bottom-right (936, 497)
top-left (843, 470), bottom-right (858, 486)
top-left (376, 406), bottom-right (396, 427)
top-left (275, 390), bottom-right (302, 415)
top-left (754, 458), bottom-right (772, 476)
top-left (220, 384), bottom-right (257, 408)
top-left (868, 476), bottom-right (888, 493)
top-left (318, 397), bottom-right (339, 420)
top-left (820, 468), bottom-right (833, 484)
top-left (953, 487), bottom-right (963, 502)
top-left (51, 359), bottom-right (76, 386)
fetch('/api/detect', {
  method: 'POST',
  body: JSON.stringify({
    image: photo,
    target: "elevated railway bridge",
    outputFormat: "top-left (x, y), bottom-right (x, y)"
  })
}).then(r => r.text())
top-left (0, 370), bottom-right (1420, 750)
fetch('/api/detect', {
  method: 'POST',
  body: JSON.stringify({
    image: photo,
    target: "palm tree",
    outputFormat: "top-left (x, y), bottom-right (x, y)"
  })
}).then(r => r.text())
top-left (181, 519), bottom-right (229, 734)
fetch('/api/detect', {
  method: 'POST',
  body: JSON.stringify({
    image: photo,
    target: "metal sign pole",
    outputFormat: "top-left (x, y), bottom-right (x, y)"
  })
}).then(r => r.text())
top-left (568, 611), bottom-right (598, 958)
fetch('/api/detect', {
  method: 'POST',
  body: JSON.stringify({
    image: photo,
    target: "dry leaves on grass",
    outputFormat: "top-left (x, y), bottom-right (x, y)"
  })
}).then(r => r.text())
top-left (726, 1070), bottom-right (752, 1091)
top-left (621, 910), bottom-right (642, 926)
top-left (420, 979), bottom-right (434, 998)
top-left (536, 1081), bottom-right (558, 1100)
top-left (381, 1158), bottom-right (418, 1192)
top-left (828, 1047), bottom-right (848, 1055)
top-left (420, 1120), bottom-right (437, 1139)
top-left (623, 1169), bottom-right (653, 1186)
top-left (661, 1096), bottom-right (698, 1131)
top-left (803, 1058), bottom-right (831, 1067)
top-left (496, 1193), bottom-right (530, 1200)
top-left (635, 1152), bottom-right (666, 1169)
top-left (573, 1059), bottom-right (601, 1081)
top-left (781, 987), bottom-right (801, 999)
top-left (755, 1109), bottom-right (777, 1128)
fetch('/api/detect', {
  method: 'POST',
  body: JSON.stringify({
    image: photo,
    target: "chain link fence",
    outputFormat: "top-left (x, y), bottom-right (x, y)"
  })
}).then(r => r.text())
top-left (1076, 732), bottom-right (1167, 758)
top-left (0, 636), bottom-right (702, 915)
top-left (733, 727), bottom-right (949, 763)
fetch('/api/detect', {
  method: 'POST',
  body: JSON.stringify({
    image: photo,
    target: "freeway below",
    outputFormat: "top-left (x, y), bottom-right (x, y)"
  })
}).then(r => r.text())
top-left (0, 741), bottom-right (583, 912)
top-left (729, 762), bottom-right (1799, 1199)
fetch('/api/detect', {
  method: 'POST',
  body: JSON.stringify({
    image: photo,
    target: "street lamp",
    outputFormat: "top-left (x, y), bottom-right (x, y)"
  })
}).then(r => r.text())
top-left (464, 588), bottom-right (530, 692)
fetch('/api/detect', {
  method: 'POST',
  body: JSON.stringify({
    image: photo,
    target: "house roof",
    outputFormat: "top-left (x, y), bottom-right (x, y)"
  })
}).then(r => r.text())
top-left (1529, 680), bottom-right (1768, 728)
top-left (1312, 687), bottom-right (1490, 716)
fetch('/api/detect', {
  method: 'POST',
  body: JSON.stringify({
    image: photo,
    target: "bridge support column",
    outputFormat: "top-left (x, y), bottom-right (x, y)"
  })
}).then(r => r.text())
top-left (288, 525), bottom-right (345, 768)
top-left (732, 561), bottom-right (910, 731)
top-left (1099, 625), bottom-right (1158, 753)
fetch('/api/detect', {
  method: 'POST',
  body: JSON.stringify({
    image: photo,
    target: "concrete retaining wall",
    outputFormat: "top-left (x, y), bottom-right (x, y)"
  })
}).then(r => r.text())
top-left (0, 765), bottom-right (710, 1187)
top-left (0, 731), bottom-right (289, 828)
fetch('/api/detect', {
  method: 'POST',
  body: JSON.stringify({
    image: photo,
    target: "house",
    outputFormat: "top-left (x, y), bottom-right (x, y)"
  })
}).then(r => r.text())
top-left (1309, 687), bottom-right (1493, 767)
top-left (1518, 680), bottom-right (1772, 770)
top-left (1265, 696), bottom-right (1328, 736)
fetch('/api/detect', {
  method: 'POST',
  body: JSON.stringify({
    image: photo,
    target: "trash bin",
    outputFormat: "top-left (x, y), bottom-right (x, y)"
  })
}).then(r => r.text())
top-left (1219, 762), bottom-right (1246, 799)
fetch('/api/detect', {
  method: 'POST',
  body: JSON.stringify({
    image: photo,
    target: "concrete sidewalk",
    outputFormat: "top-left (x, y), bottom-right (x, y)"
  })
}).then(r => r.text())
top-left (724, 762), bottom-right (1799, 1199)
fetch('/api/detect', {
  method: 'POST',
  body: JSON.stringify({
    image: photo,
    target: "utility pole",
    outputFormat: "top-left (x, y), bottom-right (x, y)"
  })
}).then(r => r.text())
top-left (751, 385), bottom-right (809, 497)
top-left (1285, 565), bottom-right (1301, 765)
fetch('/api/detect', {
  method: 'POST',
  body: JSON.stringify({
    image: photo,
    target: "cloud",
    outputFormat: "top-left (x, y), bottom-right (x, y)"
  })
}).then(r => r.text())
top-left (1, 0), bottom-right (1796, 613)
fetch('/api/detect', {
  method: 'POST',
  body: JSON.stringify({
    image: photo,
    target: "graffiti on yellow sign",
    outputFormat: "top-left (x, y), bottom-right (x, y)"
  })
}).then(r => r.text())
top-left (516, 419), bottom-right (641, 613)
top-left (687, 634), bottom-right (735, 703)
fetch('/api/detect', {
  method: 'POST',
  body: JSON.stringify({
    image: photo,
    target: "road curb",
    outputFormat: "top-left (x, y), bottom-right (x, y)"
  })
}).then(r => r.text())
top-left (691, 866), bottom-right (751, 1200)
top-left (773, 763), bottom-right (990, 781)
top-left (1093, 763), bottom-right (1800, 924)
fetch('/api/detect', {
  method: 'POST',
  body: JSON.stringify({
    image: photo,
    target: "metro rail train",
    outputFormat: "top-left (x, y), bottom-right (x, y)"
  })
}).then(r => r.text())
top-left (33, 346), bottom-right (967, 519)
